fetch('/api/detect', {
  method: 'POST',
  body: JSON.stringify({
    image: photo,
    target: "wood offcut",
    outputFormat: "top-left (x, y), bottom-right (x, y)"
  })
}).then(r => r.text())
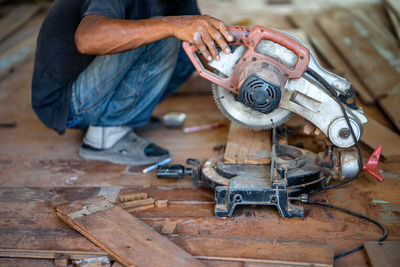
top-left (56, 196), bottom-right (205, 267)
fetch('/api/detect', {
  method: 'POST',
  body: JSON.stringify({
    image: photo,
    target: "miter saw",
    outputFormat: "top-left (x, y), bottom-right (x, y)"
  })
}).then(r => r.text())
top-left (157, 25), bottom-right (382, 218)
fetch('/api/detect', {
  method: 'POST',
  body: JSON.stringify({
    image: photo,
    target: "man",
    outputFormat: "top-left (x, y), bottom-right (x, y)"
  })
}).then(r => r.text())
top-left (32, 0), bottom-right (232, 166)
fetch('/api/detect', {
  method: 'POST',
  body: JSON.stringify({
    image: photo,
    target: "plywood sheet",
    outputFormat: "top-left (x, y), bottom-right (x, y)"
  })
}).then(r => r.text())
top-left (364, 241), bottom-right (400, 267)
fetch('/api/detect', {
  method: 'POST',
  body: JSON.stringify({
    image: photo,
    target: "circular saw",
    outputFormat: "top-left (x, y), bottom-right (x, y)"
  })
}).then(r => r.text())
top-left (183, 25), bottom-right (367, 148)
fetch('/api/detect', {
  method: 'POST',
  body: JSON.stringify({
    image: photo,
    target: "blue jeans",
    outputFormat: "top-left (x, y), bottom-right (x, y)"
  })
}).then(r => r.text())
top-left (67, 37), bottom-right (195, 129)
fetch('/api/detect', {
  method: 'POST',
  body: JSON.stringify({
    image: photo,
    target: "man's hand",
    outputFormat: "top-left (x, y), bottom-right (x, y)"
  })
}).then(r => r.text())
top-left (168, 15), bottom-right (233, 61)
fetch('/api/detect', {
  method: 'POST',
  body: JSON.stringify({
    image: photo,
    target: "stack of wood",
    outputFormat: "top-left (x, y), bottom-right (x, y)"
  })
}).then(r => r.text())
top-left (116, 192), bottom-right (168, 211)
top-left (289, 3), bottom-right (400, 162)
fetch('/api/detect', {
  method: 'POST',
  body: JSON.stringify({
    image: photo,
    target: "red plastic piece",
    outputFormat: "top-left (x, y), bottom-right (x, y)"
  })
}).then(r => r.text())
top-left (363, 145), bottom-right (383, 182)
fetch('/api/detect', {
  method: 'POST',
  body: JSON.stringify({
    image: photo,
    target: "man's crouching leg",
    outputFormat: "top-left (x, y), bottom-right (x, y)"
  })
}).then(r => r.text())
top-left (69, 37), bottom-right (180, 165)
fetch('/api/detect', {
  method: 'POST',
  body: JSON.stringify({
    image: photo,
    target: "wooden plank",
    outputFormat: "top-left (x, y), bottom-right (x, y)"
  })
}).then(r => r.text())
top-left (168, 235), bottom-right (334, 267)
top-left (224, 122), bottom-right (271, 164)
top-left (0, 34), bottom-right (37, 80)
top-left (316, 8), bottom-right (400, 99)
top-left (290, 12), bottom-right (375, 105)
top-left (0, 248), bottom-right (108, 261)
top-left (118, 192), bottom-right (147, 202)
top-left (118, 198), bottom-right (154, 209)
top-left (378, 86), bottom-right (400, 131)
top-left (56, 196), bottom-right (205, 267)
top-left (349, 8), bottom-right (400, 73)
top-left (361, 116), bottom-right (400, 162)
top-left (0, 4), bottom-right (41, 43)
top-left (364, 241), bottom-right (400, 267)
top-left (385, 0), bottom-right (400, 41)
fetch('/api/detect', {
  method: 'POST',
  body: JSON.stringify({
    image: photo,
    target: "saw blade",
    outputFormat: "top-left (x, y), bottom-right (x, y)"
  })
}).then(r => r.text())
top-left (212, 83), bottom-right (292, 130)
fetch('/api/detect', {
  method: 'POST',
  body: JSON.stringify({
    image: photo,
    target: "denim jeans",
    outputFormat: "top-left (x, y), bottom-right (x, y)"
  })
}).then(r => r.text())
top-left (67, 37), bottom-right (195, 129)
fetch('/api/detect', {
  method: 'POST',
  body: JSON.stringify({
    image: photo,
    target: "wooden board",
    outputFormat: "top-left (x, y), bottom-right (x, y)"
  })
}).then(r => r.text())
top-left (169, 235), bottom-right (334, 267)
top-left (317, 9), bottom-right (400, 99)
top-left (349, 8), bottom-right (400, 73)
top-left (378, 87), bottom-right (400, 132)
top-left (364, 241), bottom-right (400, 267)
top-left (385, 0), bottom-right (400, 42)
top-left (0, 34), bottom-right (37, 80)
top-left (224, 122), bottom-right (271, 164)
top-left (361, 116), bottom-right (400, 162)
top-left (290, 12), bottom-right (375, 105)
top-left (0, 4), bottom-right (41, 43)
top-left (56, 196), bottom-right (205, 267)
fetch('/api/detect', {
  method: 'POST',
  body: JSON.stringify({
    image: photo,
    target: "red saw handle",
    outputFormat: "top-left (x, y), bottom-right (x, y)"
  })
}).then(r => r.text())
top-left (363, 145), bottom-right (383, 182)
top-left (183, 25), bottom-right (310, 93)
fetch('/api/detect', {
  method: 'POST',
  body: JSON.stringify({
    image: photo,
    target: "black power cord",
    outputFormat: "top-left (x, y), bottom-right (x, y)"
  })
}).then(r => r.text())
top-left (302, 200), bottom-right (388, 259)
top-left (301, 67), bottom-right (388, 259)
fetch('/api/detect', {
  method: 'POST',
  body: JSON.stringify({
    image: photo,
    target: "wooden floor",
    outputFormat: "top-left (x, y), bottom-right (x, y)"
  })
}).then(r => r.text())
top-left (1, 1), bottom-right (400, 266)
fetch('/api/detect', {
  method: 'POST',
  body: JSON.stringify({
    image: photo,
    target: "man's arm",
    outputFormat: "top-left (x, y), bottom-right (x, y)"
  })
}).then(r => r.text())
top-left (75, 15), bottom-right (233, 61)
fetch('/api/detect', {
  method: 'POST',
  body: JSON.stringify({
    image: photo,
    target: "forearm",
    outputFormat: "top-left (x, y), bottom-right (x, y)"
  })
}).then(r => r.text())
top-left (75, 15), bottom-right (175, 55)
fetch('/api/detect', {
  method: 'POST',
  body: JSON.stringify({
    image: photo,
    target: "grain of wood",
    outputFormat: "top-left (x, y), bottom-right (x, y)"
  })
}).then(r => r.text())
top-left (0, 249), bottom-right (107, 261)
top-left (0, 4), bottom-right (41, 42)
top-left (118, 192), bottom-right (147, 202)
top-left (364, 241), bottom-right (400, 267)
top-left (169, 235), bottom-right (334, 267)
top-left (160, 221), bottom-right (177, 235)
top-left (290, 12), bottom-right (374, 105)
top-left (224, 122), bottom-right (271, 164)
top-left (378, 90), bottom-right (400, 132)
top-left (126, 203), bottom-right (155, 211)
top-left (361, 116), bottom-right (400, 162)
top-left (155, 200), bottom-right (168, 208)
top-left (317, 9), bottom-right (400, 99)
top-left (119, 198), bottom-right (154, 209)
top-left (385, 0), bottom-right (400, 42)
top-left (0, 34), bottom-right (37, 80)
top-left (56, 196), bottom-right (205, 267)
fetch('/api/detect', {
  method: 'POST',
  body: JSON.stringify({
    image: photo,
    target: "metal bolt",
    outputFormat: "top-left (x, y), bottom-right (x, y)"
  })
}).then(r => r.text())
top-left (252, 57), bottom-right (257, 61)
top-left (339, 128), bottom-right (351, 139)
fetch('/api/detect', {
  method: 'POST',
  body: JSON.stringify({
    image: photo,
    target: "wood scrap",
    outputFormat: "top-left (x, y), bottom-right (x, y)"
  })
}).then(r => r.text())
top-left (56, 196), bottom-right (205, 267)
top-left (224, 122), bottom-right (271, 164)
top-left (361, 116), bottom-right (400, 162)
top-left (290, 12), bottom-right (375, 105)
top-left (118, 198), bottom-right (154, 209)
top-left (364, 241), bottom-right (400, 267)
top-left (160, 221), bottom-right (177, 235)
top-left (118, 192), bottom-right (147, 202)
top-left (54, 254), bottom-right (69, 267)
top-left (155, 199), bottom-right (168, 208)
top-left (0, 3), bottom-right (41, 42)
top-left (126, 203), bottom-right (155, 211)
top-left (378, 85), bottom-right (400, 132)
top-left (317, 8), bottom-right (400, 99)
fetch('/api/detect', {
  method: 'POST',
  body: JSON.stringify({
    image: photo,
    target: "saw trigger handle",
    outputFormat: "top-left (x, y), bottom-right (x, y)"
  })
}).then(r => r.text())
top-left (183, 25), bottom-right (310, 93)
top-left (363, 145), bottom-right (383, 182)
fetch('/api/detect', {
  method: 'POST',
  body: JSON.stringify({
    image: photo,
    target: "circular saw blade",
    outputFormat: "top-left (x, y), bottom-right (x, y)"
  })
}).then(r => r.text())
top-left (212, 83), bottom-right (292, 130)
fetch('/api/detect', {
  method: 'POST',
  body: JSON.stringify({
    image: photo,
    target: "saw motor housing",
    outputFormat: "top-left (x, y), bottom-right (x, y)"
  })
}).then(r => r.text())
top-left (179, 25), bottom-right (368, 217)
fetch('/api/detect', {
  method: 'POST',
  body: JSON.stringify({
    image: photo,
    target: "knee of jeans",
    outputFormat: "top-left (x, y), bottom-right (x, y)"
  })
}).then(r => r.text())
top-left (154, 37), bottom-right (180, 64)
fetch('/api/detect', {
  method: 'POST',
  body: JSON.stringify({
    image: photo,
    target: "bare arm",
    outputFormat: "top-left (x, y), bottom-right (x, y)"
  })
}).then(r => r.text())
top-left (75, 14), bottom-right (233, 60)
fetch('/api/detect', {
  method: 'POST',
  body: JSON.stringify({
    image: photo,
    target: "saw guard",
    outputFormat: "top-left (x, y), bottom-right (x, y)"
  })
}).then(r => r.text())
top-left (183, 25), bottom-right (310, 93)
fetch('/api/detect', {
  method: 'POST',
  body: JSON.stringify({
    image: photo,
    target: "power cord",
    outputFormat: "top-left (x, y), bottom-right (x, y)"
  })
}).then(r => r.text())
top-left (300, 199), bottom-right (388, 259)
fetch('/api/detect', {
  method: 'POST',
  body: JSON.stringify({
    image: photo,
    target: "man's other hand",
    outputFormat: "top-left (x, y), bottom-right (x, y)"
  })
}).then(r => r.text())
top-left (168, 15), bottom-right (233, 61)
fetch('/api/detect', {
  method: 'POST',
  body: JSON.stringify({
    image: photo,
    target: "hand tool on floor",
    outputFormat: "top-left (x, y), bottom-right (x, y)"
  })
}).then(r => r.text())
top-left (159, 25), bottom-right (381, 218)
